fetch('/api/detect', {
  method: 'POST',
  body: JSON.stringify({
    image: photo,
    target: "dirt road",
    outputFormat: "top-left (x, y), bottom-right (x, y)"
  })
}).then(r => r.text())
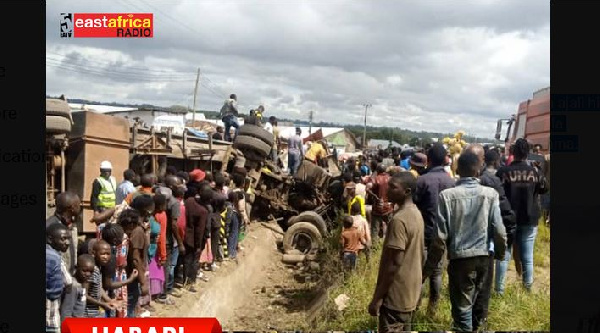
top-left (153, 222), bottom-right (320, 331)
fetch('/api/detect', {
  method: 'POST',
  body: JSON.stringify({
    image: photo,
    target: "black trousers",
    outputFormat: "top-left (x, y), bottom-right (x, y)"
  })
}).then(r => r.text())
top-left (378, 305), bottom-right (413, 333)
top-left (183, 244), bottom-right (200, 284)
top-left (472, 253), bottom-right (494, 330)
top-left (447, 255), bottom-right (489, 332)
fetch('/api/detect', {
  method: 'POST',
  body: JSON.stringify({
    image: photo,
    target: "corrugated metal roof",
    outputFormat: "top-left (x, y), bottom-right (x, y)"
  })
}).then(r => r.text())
top-left (368, 139), bottom-right (402, 148)
top-left (69, 104), bottom-right (137, 113)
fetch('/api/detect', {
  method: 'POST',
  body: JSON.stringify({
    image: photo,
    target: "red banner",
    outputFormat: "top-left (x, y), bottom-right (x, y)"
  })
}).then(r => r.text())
top-left (65, 13), bottom-right (153, 38)
top-left (62, 318), bottom-right (221, 333)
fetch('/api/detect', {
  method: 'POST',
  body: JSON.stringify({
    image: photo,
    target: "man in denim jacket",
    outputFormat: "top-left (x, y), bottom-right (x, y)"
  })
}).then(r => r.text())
top-left (422, 151), bottom-right (506, 332)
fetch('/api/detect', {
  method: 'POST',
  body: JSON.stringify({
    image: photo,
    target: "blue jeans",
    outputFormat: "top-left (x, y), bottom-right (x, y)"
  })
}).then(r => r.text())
top-left (227, 213), bottom-right (240, 259)
top-left (495, 225), bottom-right (538, 293)
top-left (343, 252), bottom-right (357, 269)
top-left (165, 245), bottom-right (179, 293)
top-left (127, 281), bottom-right (140, 318)
top-left (223, 115), bottom-right (239, 142)
top-left (288, 151), bottom-right (301, 176)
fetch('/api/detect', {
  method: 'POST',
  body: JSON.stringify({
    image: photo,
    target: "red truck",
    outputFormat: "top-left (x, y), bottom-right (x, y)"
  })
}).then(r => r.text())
top-left (495, 86), bottom-right (550, 155)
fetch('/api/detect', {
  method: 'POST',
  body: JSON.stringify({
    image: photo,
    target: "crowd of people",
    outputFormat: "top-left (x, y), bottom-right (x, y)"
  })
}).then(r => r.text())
top-left (335, 139), bottom-right (549, 332)
top-left (45, 93), bottom-right (550, 332)
top-left (46, 162), bottom-right (253, 331)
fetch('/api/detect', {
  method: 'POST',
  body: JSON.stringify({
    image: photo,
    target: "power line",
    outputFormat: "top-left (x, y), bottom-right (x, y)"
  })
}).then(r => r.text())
top-left (136, 0), bottom-right (202, 36)
top-left (46, 57), bottom-right (196, 80)
top-left (46, 62), bottom-right (195, 83)
top-left (46, 51), bottom-right (197, 75)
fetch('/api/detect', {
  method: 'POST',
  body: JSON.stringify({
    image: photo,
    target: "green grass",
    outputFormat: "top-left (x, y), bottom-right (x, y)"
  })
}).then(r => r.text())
top-left (311, 220), bottom-right (551, 331)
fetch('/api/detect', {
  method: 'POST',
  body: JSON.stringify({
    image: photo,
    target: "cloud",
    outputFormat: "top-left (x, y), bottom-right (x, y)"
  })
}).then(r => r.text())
top-left (46, 0), bottom-right (549, 138)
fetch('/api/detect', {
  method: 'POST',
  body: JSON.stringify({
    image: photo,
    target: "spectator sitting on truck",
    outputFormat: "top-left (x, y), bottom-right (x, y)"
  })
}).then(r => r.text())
top-left (219, 94), bottom-right (239, 142)
top-left (116, 169), bottom-right (137, 205)
top-left (212, 126), bottom-right (224, 141)
top-left (255, 105), bottom-right (265, 124)
top-left (91, 161), bottom-right (117, 213)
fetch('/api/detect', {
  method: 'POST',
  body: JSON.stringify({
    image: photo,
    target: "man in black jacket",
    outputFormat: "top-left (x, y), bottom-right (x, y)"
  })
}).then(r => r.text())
top-left (413, 143), bottom-right (455, 313)
top-left (466, 144), bottom-right (516, 330)
top-left (495, 138), bottom-right (548, 294)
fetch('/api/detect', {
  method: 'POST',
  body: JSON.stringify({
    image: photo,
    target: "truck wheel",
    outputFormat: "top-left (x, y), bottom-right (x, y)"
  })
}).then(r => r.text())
top-left (283, 222), bottom-right (323, 254)
top-left (46, 115), bottom-right (72, 134)
top-left (234, 135), bottom-right (271, 157)
top-left (288, 211), bottom-right (328, 237)
top-left (46, 99), bottom-right (72, 117)
top-left (238, 124), bottom-right (274, 147)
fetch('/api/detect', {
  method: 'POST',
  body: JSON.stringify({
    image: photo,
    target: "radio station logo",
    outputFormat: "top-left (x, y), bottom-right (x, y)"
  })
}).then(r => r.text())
top-left (59, 13), bottom-right (153, 38)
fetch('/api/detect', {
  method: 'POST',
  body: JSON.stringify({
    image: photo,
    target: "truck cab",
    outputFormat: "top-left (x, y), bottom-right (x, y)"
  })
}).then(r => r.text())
top-left (495, 86), bottom-right (550, 156)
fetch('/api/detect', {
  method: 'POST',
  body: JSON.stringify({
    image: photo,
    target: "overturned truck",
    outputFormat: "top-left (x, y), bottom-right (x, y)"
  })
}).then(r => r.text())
top-left (232, 124), bottom-right (344, 256)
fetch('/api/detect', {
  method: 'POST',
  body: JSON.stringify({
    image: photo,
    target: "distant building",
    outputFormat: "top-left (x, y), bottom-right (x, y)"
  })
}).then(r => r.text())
top-left (367, 139), bottom-right (403, 149)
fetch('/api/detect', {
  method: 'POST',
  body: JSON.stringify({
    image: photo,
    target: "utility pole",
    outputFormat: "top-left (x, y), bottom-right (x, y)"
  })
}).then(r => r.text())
top-left (191, 67), bottom-right (200, 126)
top-left (362, 103), bottom-right (371, 149)
top-left (309, 109), bottom-right (314, 135)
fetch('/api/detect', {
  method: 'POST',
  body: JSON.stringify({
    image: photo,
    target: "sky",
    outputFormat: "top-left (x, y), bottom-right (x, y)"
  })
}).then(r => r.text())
top-left (46, 0), bottom-right (549, 139)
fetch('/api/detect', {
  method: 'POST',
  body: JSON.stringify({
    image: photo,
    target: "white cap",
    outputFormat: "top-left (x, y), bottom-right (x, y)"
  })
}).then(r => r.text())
top-left (100, 161), bottom-right (112, 170)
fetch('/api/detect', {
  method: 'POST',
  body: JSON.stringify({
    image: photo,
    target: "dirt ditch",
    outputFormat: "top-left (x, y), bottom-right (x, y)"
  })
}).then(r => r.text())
top-left (154, 221), bottom-right (328, 331)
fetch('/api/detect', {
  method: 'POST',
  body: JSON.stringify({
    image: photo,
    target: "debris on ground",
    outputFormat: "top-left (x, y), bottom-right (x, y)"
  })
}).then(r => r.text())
top-left (334, 294), bottom-right (350, 311)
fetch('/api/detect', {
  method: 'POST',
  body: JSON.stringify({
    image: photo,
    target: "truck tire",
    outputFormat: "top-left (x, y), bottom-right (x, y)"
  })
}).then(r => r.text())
top-left (243, 149), bottom-right (266, 162)
top-left (46, 115), bottom-right (72, 134)
top-left (46, 99), bottom-right (72, 117)
top-left (238, 124), bottom-right (274, 147)
top-left (288, 211), bottom-right (328, 237)
top-left (234, 135), bottom-right (271, 157)
top-left (282, 222), bottom-right (323, 254)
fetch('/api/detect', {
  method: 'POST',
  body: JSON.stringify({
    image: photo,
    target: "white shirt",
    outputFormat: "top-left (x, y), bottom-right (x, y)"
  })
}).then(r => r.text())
top-left (264, 122), bottom-right (273, 134)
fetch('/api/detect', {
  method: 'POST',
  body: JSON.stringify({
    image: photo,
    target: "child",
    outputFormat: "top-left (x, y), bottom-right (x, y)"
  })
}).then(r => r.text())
top-left (101, 223), bottom-right (138, 318)
top-left (351, 201), bottom-right (371, 262)
top-left (61, 254), bottom-right (95, 319)
top-left (340, 216), bottom-right (365, 270)
top-left (85, 240), bottom-right (121, 318)
top-left (150, 194), bottom-right (168, 304)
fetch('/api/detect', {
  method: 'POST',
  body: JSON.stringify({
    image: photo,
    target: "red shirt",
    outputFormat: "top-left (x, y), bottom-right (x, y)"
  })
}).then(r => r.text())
top-left (506, 154), bottom-right (514, 166)
top-left (372, 172), bottom-right (394, 216)
top-left (154, 211), bottom-right (167, 261)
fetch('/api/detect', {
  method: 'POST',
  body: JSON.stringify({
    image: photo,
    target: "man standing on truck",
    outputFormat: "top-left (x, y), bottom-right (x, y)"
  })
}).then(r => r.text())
top-left (264, 116), bottom-right (279, 163)
top-left (91, 161), bottom-right (117, 213)
top-left (219, 94), bottom-right (240, 142)
top-left (288, 127), bottom-right (304, 176)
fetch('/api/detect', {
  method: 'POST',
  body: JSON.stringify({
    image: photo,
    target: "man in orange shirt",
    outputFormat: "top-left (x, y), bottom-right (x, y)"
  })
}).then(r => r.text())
top-left (125, 174), bottom-right (155, 205)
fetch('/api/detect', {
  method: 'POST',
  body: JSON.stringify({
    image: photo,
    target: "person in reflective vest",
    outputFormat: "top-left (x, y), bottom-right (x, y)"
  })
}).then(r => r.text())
top-left (91, 160), bottom-right (117, 213)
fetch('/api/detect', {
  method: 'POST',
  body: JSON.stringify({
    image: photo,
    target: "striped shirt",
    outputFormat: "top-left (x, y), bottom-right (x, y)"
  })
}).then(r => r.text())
top-left (84, 266), bottom-right (102, 317)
